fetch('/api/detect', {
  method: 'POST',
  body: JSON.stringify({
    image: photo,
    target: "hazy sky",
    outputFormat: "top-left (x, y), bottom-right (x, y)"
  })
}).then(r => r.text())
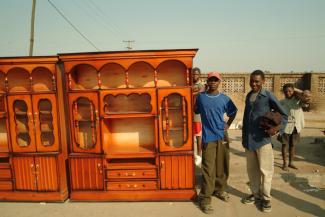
top-left (0, 0), bottom-right (324, 72)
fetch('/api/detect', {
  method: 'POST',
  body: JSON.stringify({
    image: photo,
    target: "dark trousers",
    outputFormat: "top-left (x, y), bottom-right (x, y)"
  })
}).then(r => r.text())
top-left (281, 127), bottom-right (300, 165)
top-left (199, 138), bottom-right (230, 204)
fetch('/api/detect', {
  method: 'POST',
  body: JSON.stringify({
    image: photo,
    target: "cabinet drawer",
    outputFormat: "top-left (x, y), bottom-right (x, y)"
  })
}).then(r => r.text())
top-left (0, 181), bottom-right (13, 191)
top-left (0, 163), bottom-right (10, 169)
top-left (106, 181), bottom-right (157, 191)
top-left (106, 169), bottom-right (157, 179)
top-left (0, 169), bottom-right (11, 179)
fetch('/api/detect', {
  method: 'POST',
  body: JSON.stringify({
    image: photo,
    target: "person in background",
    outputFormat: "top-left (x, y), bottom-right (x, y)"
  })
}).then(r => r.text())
top-left (241, 70), bottom-right (287, 213)
top-left (279, 83), bottom-right (308, 171)
top-left (192, 67), bottom-right (205, 158)
top-left (195, 71), bottom-right (237, 214)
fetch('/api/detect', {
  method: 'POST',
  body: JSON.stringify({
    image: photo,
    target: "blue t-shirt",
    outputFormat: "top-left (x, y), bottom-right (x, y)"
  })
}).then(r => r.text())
top-left (195, 92), bottom-right (237, 144)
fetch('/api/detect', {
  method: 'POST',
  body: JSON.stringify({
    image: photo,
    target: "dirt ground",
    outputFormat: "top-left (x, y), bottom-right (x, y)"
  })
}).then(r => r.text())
top-left (1, 114), bottom-right (324, 217)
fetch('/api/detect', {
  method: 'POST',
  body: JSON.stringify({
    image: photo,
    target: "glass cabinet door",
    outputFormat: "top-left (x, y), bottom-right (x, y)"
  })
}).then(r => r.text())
top-left (157, 88), bottom-right (192, 152)
top-left (32, 94), bottom-right (59, 152)
top-left (69, 92), bottom-right (101, 153)
top-left (8, 95), bottom-right (36, 153)
top-left (0, 95), bottom-right (9, 152)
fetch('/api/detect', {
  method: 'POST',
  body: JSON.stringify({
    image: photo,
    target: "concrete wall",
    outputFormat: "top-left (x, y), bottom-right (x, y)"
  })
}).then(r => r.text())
top-left (200, 72), bottom-right (325, 113)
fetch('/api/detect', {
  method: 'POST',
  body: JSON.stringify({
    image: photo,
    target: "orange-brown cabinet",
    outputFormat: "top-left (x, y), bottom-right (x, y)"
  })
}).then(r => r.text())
top-left (0, 56), bottom-right (68, 202)
top-left (60, 49), bottom-right (198, 201)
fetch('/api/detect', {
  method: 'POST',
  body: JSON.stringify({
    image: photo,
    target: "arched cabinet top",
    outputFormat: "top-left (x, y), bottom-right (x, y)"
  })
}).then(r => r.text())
top-left (59, 49), bottom-right (198, 74)
top-left (0, 56), bottom-right (57, 74)
top-left (0, 56), bottom-right (58, 93)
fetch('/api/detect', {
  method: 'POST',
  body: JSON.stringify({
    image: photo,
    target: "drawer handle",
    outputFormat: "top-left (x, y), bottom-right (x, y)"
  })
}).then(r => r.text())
top-left (124, 172), bottom-right (136, 177)
top-left (97, 163), bottom-right (102, 174)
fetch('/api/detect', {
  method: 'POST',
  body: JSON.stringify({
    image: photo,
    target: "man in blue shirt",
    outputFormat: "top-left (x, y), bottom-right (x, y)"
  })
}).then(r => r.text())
top-left (195, 71), bottom-right (237, 214)
top-left (241, 70), bottom-right (287, 213)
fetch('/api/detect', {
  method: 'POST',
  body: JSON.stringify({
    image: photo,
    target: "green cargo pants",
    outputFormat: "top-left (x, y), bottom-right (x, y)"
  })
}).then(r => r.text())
top-left (199, 134), bottom-right (230, 205)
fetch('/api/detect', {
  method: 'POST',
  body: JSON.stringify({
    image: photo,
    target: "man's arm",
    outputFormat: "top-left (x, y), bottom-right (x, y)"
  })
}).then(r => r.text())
top-left (194, 94), bottom-right (201, 114)
top-left (225, 98), bottom-right (238, 130)
top-left (225, 113), bottom-right (236, 130)
top-left (268, 92), bottom-right (288, 136)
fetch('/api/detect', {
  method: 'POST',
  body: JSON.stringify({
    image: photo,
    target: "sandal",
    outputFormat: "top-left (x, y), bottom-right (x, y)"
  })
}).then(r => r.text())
top-left (200, 203), bottom-right (214, 214)
top-left (214, 191), bottom-right (230, 202)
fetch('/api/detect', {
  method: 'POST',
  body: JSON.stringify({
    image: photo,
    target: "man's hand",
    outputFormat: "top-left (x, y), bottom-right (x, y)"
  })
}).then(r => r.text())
top-left (266, 127), bottom-right (278, 136)
top-left (224, 123), bottom-right (230, 131)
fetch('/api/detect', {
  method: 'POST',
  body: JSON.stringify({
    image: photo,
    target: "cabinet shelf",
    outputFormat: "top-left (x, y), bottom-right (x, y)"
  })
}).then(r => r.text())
top-left (106, 152), bottom-right (156, 159)
top-left (163, 127), bottom-right (184, 131)
top-left (161, 107), bottom-right (182, 110)
top-left (106, 159), bottom-right (156, 170)
top-left (39, 111), bottom-right (52, 115)
top-left (103, 113), bottom-right (156, 119)
top-left (14, 111), bottom-right (28, 116)
top-left (75, 119), bottom-right (93, 122)
top-left (17, 130), bottom-right (29, 134)
top-left (41, 129), bottom-right (53, 133)
top-left (0, 112), bottom-right (6, 118)
top-left (106, 144), bottom-right (156, 158)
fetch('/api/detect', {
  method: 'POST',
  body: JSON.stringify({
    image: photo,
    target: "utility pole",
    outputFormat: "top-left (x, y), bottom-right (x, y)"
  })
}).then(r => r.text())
top-left (29, 0), bottom-right (36, 56)
top-left (123, 40), bottom-right (135, 50)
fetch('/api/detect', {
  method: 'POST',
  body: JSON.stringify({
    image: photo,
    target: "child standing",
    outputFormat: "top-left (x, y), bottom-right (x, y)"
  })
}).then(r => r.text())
top-left (280, 83), bottom-right (307, 171)
top-left (192, 67), bottom-right (205, 158)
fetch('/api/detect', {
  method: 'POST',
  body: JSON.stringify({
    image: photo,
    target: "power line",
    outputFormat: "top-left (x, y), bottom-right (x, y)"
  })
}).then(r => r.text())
top-left (71, 0), bottom-right (122, 43)
top-left (87, 0), bottom-right (129, 38)
top-left (47, 0), bottom-right (100, 51)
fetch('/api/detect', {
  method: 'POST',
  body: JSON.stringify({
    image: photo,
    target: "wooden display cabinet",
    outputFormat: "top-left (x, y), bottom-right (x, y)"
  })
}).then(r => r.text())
top-left (60, 49), bottom-right (197, 201)
top-left (0, 56), bottom-right (68, 201)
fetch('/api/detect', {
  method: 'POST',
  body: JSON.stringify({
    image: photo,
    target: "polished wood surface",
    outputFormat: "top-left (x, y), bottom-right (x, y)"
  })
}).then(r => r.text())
top-left (70, 157), bottom-right (104, 190)
top-left (0, 49), bottom-right (197, 202)
top-left (0, 56), bottom-right (68, 202)
top-left (61, 49), bottom-right (197, 201)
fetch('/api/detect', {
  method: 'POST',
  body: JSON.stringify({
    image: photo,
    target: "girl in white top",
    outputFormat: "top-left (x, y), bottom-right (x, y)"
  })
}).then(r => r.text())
top-left (279, 83), bottom-right (310, 171)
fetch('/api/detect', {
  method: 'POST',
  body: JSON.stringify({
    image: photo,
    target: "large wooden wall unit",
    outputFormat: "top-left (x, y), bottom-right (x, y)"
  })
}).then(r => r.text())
top-left (59, 49), bottom-right (198, 201)
top-left (0, 56), bottom-right (68, 201)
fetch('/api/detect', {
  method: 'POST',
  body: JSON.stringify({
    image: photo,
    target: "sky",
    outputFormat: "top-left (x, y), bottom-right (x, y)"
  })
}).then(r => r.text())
top-left (0, 0), bottom-right (324, 72)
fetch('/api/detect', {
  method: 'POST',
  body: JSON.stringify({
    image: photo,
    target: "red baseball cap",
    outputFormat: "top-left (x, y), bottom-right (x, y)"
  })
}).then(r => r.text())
top-left (207, 71), bottom-right (222, 80)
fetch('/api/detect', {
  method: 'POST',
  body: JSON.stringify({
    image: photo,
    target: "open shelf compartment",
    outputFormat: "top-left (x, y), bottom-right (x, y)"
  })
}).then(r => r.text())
top-left (99, 88), bottom-right (157, 117)
top-left (102, 117), bottom-right (157, 157)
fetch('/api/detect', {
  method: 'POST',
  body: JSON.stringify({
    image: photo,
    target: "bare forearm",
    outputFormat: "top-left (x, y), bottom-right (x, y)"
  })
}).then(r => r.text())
top-left (227, 114), bottom-right (236, 126)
